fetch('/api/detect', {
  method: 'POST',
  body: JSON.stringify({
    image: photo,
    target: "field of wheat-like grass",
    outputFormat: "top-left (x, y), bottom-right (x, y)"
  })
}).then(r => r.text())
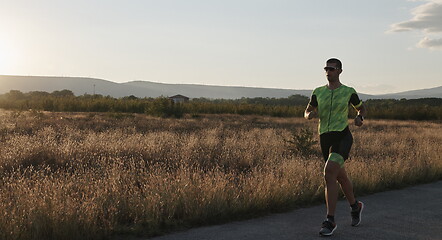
top-left (0, 110), bottom-right (440, 240)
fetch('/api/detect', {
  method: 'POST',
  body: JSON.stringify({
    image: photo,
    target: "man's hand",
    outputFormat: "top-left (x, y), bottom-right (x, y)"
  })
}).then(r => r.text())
top-left (354, 115), bottom-right (363, 126)
top-left (306, 111), bottom-right (317, 120)
top-left (354, 105), bottom-right (366, 127)
top-left (304, 104), bottom-right (317, 120)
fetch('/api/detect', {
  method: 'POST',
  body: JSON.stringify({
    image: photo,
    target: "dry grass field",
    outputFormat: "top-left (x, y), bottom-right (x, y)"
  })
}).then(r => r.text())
top-left (0, 110), bottom-right (440, 240)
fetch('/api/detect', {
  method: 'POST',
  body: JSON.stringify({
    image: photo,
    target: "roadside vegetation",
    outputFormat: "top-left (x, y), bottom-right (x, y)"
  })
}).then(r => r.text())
top-left (1, 90), bottom-right (442, 120)
top-left (0, 110), bottom-right (440, 240)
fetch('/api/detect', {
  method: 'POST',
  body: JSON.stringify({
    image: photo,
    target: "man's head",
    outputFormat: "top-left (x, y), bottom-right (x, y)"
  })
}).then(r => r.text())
top-left (324, 58), bottom-right (342, 82)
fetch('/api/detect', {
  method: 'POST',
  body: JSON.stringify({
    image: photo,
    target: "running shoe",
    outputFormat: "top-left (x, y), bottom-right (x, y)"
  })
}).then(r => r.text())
top-left (319, 219), bottom-right (337, 236)
top-left (351, 201), bottom-right (364, 226)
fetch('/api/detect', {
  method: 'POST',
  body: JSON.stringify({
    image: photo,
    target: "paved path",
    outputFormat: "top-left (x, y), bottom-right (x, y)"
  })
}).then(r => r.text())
top-left (129, 181), bottom-right (442, 240)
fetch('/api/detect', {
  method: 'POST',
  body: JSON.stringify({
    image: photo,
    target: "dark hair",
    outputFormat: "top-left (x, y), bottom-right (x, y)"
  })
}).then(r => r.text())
top-left (326, 58), bottom-right (342, 69)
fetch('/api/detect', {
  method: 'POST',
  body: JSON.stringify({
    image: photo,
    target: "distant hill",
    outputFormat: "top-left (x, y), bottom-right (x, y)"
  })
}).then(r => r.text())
top-left (373, 86), bottom-right (442, 99)
top-left (0, 75), bottom-right (313, 99)
top-left (0, 75), bottom-right (440, 100)
top-left (121, 81), bottom-right (314, 99)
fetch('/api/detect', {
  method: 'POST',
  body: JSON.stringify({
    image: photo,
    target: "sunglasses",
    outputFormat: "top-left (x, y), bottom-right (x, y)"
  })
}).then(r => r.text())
top-left (324, 67), bottom-right (339, 72)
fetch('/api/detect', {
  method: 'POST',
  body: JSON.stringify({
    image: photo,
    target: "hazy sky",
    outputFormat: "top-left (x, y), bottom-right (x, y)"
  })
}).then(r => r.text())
top-left (0, 0), bottom-right (441, 94)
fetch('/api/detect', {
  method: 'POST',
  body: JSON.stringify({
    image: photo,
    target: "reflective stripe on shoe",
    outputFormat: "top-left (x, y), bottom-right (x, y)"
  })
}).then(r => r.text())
top-left (319, 220), bottom-right (337, 236)
top-left (351, 201), bottom-right (364, 227)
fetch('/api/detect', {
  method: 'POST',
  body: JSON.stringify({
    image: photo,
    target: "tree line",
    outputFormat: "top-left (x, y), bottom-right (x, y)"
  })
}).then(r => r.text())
top-left (0, 90), bottom-right (441, 120)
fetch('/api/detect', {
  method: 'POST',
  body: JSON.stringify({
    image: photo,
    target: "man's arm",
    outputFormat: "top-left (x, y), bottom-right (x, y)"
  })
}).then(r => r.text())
top-left (304, 104), bottom-right (317, 120)
top-left (305, 93), bottom-right (318, 120)
top-left (349, 92), bottom-right (366, 127)
top-left (354, 104), bottom-right (367, 127)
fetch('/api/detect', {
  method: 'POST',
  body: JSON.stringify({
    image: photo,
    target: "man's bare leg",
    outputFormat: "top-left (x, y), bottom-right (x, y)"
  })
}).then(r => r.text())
top-left (324, 160), bottom-right (341, 216)
top-left (337, 167), bottom-right (356, 205)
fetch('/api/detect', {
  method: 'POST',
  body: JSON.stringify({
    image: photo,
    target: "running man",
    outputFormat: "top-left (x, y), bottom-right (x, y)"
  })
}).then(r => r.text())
top-left (304, 58), bottom-right (367, 236)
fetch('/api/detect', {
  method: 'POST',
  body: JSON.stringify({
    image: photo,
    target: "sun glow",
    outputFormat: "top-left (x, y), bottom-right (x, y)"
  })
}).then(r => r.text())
top-left (0, 37), bottom-right (19, 74)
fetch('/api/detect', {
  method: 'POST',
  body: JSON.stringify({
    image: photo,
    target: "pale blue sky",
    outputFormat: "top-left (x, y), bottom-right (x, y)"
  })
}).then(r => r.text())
top-left (0, 0), bottom-right (441, 94)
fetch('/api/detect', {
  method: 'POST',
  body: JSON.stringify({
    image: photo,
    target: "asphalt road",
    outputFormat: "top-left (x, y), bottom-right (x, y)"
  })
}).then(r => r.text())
top-left (126, 181), bottom-right (442, 240)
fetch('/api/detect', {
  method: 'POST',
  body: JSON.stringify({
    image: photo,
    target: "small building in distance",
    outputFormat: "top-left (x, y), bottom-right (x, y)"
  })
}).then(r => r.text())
top-left (169, 94), bottom-right (190, 103)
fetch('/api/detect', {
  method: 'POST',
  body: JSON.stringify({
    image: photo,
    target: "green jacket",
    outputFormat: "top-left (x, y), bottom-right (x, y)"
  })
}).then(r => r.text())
top-left (309, 85), bottom-right (362, 135)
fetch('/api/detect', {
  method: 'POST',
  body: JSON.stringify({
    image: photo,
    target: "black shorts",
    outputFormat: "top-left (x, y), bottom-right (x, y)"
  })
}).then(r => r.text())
top-left (319, 126), bottom-right (353, 162)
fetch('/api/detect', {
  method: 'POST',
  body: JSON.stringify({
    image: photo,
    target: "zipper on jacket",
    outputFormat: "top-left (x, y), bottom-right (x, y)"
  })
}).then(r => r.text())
top-left (328, 90), bottom-right (333, 132)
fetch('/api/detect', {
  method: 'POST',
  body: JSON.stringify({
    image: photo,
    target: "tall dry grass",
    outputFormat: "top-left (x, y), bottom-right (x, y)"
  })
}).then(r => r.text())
top-left (0, 110), bottom-right (440, 240)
